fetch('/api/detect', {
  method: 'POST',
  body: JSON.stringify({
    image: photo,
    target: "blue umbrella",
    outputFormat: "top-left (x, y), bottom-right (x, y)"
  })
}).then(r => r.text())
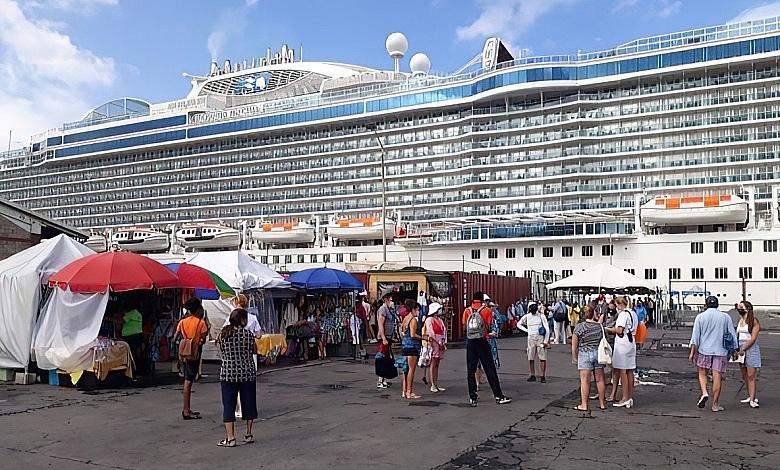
top-left (289, 267), bottom-right (363, 290)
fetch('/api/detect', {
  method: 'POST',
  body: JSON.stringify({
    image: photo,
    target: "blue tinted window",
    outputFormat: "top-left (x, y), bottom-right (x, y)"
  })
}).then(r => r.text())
top-left (56, 130), bottom-right (185, 158)
top-left (62, 115), bottom-right (186, 145)
top-left (46, 136), bottom-right (62, 147)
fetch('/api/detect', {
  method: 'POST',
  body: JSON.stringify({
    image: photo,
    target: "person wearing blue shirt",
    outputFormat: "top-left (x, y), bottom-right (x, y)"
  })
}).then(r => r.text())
top-left (634, 300), bottom-right (647, 323)
top-left (689, 296), bottom-right (737, 413)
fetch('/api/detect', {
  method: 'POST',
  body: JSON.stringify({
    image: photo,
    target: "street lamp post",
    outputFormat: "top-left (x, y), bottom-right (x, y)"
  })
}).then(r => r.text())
top-left (372, 129), bottom-right (388, 263)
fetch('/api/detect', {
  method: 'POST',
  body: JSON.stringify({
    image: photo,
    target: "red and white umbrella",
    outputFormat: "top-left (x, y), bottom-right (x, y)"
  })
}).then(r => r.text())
top-left (49, 252), bottom-right (179, 293)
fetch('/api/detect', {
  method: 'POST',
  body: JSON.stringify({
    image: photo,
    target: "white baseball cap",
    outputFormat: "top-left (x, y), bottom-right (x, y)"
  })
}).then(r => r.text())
top-left (428, 302), bottom-right (443, 316)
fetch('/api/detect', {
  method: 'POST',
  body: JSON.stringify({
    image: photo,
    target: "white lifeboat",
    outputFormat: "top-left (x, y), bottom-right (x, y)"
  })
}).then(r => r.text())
top-left (640, 194), bottom-right (748, 226)
top-left (327, 217), bottom-right (395, 241)
top-left (84, 233), bottom-right (108, 252)
top-left (251, 221), bottom-right (315, 244)
top-left (175, 224), bottom-right (241, 250)
top-left (111, 228), bottom-right (170, 253)
top-left (393, 227), bottom-right (434, 246)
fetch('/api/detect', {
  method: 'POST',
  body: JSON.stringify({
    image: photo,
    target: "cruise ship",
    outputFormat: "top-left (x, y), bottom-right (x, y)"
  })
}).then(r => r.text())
top-left (3, 18), bottom-right (780, 307)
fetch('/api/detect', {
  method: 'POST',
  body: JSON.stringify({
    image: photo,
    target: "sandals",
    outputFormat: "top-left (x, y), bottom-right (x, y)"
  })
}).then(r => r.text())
top-left (573, 405), bottom-right (589, 411)
top-left (406, 393), bottom-right (421, 399)
top-left (182, 412), bottom-right (202, 420)
top-left (243, 435), bottom-right (255, 444)
top-left (217, 438), bottom-right (236, 447)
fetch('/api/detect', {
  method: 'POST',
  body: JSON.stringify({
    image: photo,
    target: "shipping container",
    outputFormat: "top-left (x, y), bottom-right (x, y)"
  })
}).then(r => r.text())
top-left (451, 272), bottom-right (532, 341)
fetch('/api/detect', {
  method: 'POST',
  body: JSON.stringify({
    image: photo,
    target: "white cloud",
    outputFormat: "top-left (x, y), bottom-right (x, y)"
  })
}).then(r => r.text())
top-left (207, 2), bottom-right (259, 62)
top-left (656, 0), bottom-right (681, 18)
top-left (456, 0), bottom-right (579, 45)
top-left (730, 1), bottom-right (780, 23)
top-left (611, 0), bottom-right (638, 13)
top-left (0, 0), bottom-right (116, 150)
top-left (25, 0), bottom-right (117, 13)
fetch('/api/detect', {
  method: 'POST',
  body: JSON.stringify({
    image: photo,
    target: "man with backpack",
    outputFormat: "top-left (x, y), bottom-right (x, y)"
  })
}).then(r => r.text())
top-left (463, 291), bottom-right (512, 407)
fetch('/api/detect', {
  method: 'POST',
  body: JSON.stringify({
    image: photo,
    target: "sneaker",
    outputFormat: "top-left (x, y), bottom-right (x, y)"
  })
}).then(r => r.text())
top-left (469, 398), bottom-right (478, 407)
top-left (527, 375), bottom-right (537, 382)
top-left (540, 377), bottom-right (547, 383)
top-left (385, 381), bottom-right (393, 387)
top-left (697, 394), bottom-right (709, 409)
top-left (377, 382), bottom-right (389, 389)
top-left (436, 385), bottom-right (446, 392)
top-left (740, 397), bottom-right (752, 404)
top-left (750, 400), bottom-right (760, 409)
top-left (234, 411), bottom-right (242, 419)
top-left (430, 386), bottom-right (440, 393)
top-left (496, 396), bottom-right (512, 405)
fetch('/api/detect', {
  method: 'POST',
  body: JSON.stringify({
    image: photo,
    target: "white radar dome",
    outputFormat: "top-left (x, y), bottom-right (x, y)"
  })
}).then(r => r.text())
top-left (410, 53), bottom-right (431, 75)
top-left (385, 32), bottom-right (408, 58)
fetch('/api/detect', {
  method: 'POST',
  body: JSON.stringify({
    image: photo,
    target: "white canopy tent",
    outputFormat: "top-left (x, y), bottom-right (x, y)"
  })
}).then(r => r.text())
top-left (0, 235), bottom-right (94, 368)
top-left (187, 251), bottom-right (290, 290)
top-left (547, 263), bottom-right (657, 293)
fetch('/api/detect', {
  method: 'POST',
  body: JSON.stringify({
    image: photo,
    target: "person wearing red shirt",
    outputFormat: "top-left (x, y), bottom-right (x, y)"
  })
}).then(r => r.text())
top-left (463, 291), bottom-right (511, 407)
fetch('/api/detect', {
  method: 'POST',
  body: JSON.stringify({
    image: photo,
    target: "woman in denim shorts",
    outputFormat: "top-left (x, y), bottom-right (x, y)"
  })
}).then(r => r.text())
top-left (571, 306), bottom-right (607, 411)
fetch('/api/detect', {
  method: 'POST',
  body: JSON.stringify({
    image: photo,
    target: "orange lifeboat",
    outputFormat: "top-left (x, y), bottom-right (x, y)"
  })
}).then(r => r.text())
top-left (640, 194), bottom-right (748, 226)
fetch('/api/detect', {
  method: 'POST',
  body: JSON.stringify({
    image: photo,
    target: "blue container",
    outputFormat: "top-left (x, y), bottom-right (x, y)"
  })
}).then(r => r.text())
top-left (48, 370), bottom-right (59, 386)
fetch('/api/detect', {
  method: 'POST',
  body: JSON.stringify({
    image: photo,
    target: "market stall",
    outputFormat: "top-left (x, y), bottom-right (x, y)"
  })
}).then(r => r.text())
top-left (288, 268), bottom-right (364, 359)
top-left (35, 252), bottom-right (182, 388)
top-left (0, 235), bottom-right (94, 371)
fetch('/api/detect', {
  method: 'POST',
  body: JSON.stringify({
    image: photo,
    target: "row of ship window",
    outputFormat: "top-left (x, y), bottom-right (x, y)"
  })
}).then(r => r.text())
top-left (9, 119), bottom-right (780, 198)
top-left (470, 240), bottom-right (778, 260)
top-left (537, 266), bottom-right (780, 281)
top-left (15, 63), bottom-right (780, 181)
top-left (34, 52), bottom-right (780, 160)
top-left (19, 157), bottom-right (780, 213)
top-left (259, 253), bottom-right (359, 266)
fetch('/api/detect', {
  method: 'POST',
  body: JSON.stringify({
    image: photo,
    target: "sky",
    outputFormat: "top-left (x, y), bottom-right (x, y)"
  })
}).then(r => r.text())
top-left (1, 0), bottom-right (779, 150)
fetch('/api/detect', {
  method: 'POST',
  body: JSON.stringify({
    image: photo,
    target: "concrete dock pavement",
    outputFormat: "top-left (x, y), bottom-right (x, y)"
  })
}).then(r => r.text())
top-left (0, 329), bottom-right (777, 470)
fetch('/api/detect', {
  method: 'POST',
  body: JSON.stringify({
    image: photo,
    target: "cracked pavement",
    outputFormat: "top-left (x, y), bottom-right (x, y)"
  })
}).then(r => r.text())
top-left (0, 329), bottom-right (777, 469)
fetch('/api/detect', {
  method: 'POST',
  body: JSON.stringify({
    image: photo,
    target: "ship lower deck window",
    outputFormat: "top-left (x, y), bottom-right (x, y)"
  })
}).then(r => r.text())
top-left (298, 255), bottom-right (305, 263)
top-left (471, 249), bottom-right (481, 260)
top-left (738, 267), bottom-right (753, 279)
top-left (669, 268), bottom-right (681, 280)
top-left (561, 246), bottom-right (573, 257)
top-left (506, 248), bottom-right (516, 259)
top-left (524, 247), bottom-right (534, 258)
top-left (624, 268), bottom-right (635, 275)
top-left (764, 267), bottom-right (778, 279)
top-left (582, 246), bottom-right (593, 257)
top-left (714, 241), bottom-right (728, 253)
top-left (692, 268), bottom-right (704, 279)
top-left (311, 255), bottom-right (318, 263)
top-left (543, 247), bottom-right (553, 258)
top-left (272, 255), bottom-right (280, 264)
top-left (562, 269), bottom-right (573, 278)
top-left (644, 268), bottom-right (657, 280)
top-left (350, 253), bottom-right (358, 262)
top-left (691, 242), bottom-right (704, 254)
top-left (488, 270), bottom-right (498, 275)
top-left (542, 270), bottom-right (554, 282)
top-left (738, 241), bottom-right (752, 253)
top-left (488, 249), bottom-right (498, 259)
top-left (336, 253), bottom-right (344, 263)
top-left (715, 267), bottom-right (728, 279)
top-left (285, 255), bottom-right (292, 264)
top-left (602, 245), bottom-right (613, 257)
top-left (506, 270), bottom-right (516, 277)
top-left (323, 254), bottom-right (331, 263)
top-left (764, 240), bottom-right (778, 252)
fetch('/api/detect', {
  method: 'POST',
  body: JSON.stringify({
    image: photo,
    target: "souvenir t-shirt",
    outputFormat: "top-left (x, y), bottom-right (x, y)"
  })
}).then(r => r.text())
top-left (122, 309), bottom-right (143, 337)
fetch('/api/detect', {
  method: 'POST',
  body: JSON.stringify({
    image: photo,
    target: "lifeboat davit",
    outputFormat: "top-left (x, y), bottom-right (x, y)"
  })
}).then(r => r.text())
top-left (327, 217), bottom-right (396, 241)
top-left (251, 221), bottom-right (315, 244)
top-left (175, 224), bottom-right (241, 250)
top-left (640, 195), bottom-right (748, 226)
top-left (111, 227), bottom-right (170, 253)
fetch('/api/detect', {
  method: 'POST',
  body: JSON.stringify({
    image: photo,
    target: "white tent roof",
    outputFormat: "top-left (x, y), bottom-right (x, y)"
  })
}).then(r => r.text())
top-left (0, 235), bottom-right (94, 368)
top-left (187, 250), bottom-right (290, 290)
top-left (547, 263), bottom-right (656, 292)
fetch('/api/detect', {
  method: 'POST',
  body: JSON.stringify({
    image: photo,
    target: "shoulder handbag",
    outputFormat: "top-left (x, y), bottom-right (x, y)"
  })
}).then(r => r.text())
top-left (597, 324), bottom-right (613, 365)
top-left (178, 319), bottom-right (203, 362)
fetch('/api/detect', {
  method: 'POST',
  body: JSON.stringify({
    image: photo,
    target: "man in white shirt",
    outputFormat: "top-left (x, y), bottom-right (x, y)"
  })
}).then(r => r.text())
top-left (518, 302), bottom-right (551, 382)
